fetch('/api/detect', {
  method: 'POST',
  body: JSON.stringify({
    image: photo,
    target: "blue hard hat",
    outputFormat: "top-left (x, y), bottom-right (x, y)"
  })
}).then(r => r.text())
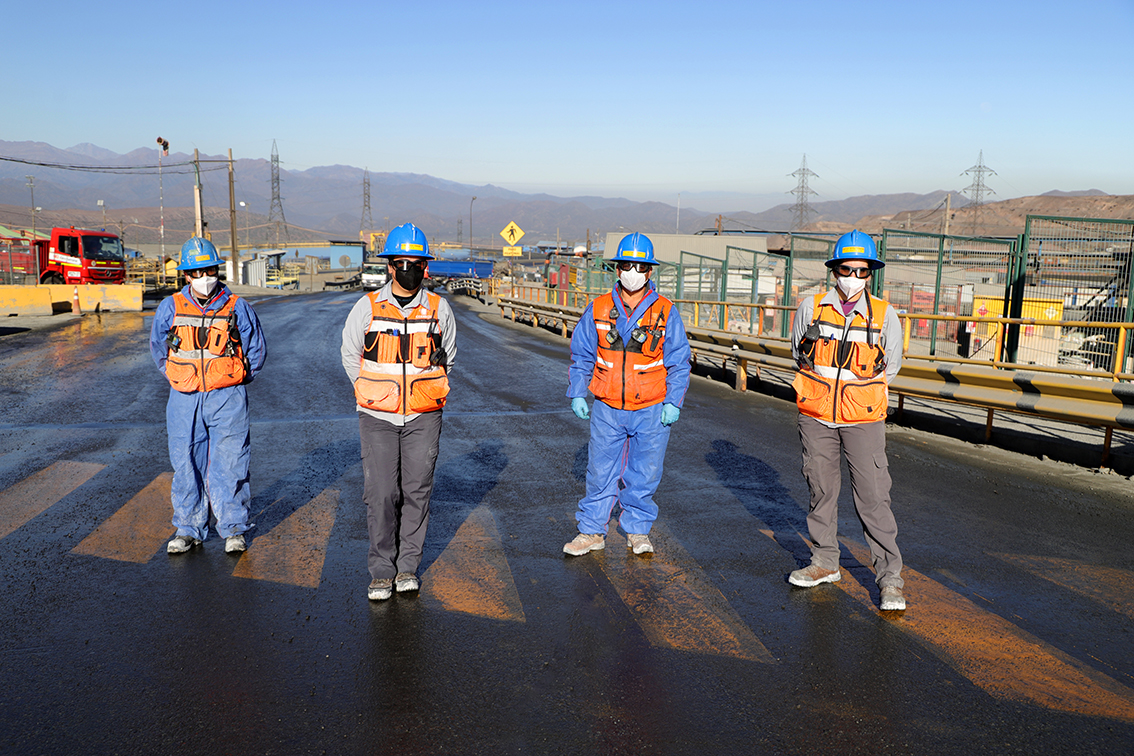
top-left (379, 223), bottom-right (433, 260)
top-left (827, 229), bottom-right (883, 269)
top-left (611, 232), bottom-right (657, 265)
top-left (177, 237), bottom-right (222, 271)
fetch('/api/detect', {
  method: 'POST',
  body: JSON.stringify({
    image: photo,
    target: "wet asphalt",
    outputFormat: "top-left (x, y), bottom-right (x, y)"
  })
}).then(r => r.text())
top-left (0, 289), bottom-right (1132, 755)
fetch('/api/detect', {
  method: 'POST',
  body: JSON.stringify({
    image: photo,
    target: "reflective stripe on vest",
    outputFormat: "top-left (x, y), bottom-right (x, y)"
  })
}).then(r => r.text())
top-left (588, 291), bottom-right (671, 411)
top-left (165, 292), bottom-right (247, 393)
top-left (354, 291), bottom-right (449, 414)
top-left (792, 292), bottom-right (889, 424)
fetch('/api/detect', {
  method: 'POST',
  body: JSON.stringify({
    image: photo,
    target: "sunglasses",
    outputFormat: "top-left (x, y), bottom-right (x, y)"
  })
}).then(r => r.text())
top-left (616, 262), bottom-right (652, 273)
top-left (389, 260), bottom-right (426, 271)
top-left (833, 265), bottom-right (872, 279)
top-left (185, 266), bottom-right (219, 278)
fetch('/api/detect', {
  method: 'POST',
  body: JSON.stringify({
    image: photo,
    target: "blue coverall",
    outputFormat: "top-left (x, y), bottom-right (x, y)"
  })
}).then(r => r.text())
top-left (149, 285), bottom-right (267, 541)
top-left (567, 282), bottom-right (691, 535)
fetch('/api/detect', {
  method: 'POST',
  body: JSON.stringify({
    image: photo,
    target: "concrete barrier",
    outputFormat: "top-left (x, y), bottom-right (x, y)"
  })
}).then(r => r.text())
top-left (37, 284), bottom-right (144, 312)
top-left (0, 285), bottom-right (54, 316)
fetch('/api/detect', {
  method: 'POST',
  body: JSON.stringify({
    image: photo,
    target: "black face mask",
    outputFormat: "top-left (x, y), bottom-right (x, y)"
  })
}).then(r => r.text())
top-left (394, 265), bottom-right (425, 291)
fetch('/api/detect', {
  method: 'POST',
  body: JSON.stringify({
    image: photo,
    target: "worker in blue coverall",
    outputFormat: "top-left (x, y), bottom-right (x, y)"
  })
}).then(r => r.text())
top-left (564, 232), bottom-right (691, 557)
top-left (149, 237), bottom-right (267, 555)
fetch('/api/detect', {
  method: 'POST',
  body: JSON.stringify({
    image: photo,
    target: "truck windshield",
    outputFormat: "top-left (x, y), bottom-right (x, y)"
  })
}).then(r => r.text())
top-left (362, 264), bottom-right (382, 275)
top-left (81, 236), bottom-right (125, 262)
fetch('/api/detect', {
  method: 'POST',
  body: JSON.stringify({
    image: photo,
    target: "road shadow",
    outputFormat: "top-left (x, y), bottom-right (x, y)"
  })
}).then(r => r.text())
top-left (246, 437), bottom-right (360, 538)
top-left (418, 439), bottom-right (509, 576)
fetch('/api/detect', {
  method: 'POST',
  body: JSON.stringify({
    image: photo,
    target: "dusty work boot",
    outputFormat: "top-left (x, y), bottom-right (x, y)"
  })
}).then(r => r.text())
top-left (395, 572), bottom-right (420, 593)
top-left (166, 535), bottom-right (201, 554)
top-left (368, 578), bottom-right (393, 601)
top-left (224, 534), bottom-right (246, 554)
top-left (788, 564), bottom-right (841, 587)
top-left (627, 533), bottom-right (654, 555)
top-left (880, 585), bottom-right (906, 611)
top-left (563, 533), bottom-right (605, 556)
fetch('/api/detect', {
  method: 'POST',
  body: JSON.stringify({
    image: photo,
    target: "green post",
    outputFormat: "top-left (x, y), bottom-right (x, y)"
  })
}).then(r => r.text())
top-left (782, 240), bottom-right (795, 338)
top-left (929, 233), bottom-right (945, 356)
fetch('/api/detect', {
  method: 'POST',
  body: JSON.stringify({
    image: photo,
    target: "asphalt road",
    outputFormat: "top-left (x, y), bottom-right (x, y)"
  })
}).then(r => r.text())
top-left (0, 289), bottom-right (1132, 755)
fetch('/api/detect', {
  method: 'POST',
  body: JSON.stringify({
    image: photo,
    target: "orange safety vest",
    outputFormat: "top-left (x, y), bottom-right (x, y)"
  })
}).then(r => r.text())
top-left (588, 291), bottom-right (671, 411)
top-left (164, 292), bottom-right (248, 393)
top-left (354, 291), bottom-right (449, 415)
top-left (791, 292), bottom-right (890, 424)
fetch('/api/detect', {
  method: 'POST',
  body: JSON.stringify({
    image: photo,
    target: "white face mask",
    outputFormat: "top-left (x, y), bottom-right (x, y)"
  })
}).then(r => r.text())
top-left (619, 269), bottom-right (648, 293)
top-left (835, 273), bottom-right (867, 299)
top-left (190, 275), bottom-right (218, 298)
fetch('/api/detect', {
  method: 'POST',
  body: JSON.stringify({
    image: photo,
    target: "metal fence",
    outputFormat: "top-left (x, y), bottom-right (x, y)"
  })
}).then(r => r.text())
top-left (0, 243), bottom-right (36, 285)
top-left (1014, 215), bottom-right (1134, 372)
top-left (879, 231), bottom-right (1017, 361)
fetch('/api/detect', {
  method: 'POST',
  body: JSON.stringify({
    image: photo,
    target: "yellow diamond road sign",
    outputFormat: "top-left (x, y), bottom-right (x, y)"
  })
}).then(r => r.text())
top-left (500, 221), bottom-right (524, 245)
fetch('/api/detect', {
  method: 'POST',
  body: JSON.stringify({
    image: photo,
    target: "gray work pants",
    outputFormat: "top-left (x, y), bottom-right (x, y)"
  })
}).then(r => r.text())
top-left (797, 415), bottom-right (903, 588)
top-left (359, 411), bottom-right (443, 580)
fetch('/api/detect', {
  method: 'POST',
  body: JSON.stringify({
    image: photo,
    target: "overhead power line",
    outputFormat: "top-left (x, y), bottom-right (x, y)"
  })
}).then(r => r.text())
top-left (0, 154), bottom-right (222, 175)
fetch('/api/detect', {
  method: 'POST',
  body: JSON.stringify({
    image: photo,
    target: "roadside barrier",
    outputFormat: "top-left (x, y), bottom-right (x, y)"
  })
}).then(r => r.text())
top-left (38, 284), bottom-right (143, 312)
top-left (498, 294), bottom-right (1133, 465)
top-left (0, 285), bottom-right (53, 317)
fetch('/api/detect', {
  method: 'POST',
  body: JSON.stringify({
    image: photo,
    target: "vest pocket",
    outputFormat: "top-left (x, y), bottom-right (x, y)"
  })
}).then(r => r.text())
top-left (838, 380), bottom-right (888, 423)
top-left (588, 365), bottom-right (617, 405)
top-left (165, 357), bottom-right (201, 393)
top-left (203, 356), bottom-right (247, 390)
top-left (629, 365), bottom-right (667, 406)
top-left (355, 376), bottom-right (401, 412)
top-left (408, 373), bottom-right (449, 413)
top-left (847, 341), bottom-right (885, 379)
top-left (792, 370), bottom-right (834, 420)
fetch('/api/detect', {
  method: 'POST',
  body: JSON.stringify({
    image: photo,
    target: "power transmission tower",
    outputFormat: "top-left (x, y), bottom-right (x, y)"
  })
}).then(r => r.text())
top-left (961, 150), bottom-right (996, 235)
top-left (268, 139), bottom-right (289, 244)
top-left (789, 154), bottom-right (818, 231)
top-left (360, 168), bottom-right (373, 234)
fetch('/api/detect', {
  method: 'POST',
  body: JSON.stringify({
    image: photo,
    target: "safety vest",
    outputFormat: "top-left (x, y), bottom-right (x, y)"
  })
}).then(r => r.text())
top-left (164, 291), bottom-right (247, 393)
top-left (588, 290), bottom-right (671, 411)
top-left (354, 291), bottom-right (449, 415)
top-left (792, 292), bottom-right (890, 424)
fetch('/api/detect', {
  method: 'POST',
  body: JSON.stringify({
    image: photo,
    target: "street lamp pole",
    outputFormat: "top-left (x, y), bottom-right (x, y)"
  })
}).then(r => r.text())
top-left (469, 196), bottom-right (477, 254)
top-left (26, 175), bottom-right (38, 282)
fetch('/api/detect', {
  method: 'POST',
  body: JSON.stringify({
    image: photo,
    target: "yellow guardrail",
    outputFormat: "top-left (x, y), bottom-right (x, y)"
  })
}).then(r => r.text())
top-left (499, 286), bottom-right (1134, 465)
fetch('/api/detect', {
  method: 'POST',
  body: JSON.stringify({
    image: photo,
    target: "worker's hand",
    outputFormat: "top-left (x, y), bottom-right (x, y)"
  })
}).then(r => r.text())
top-left (571, 397), bottom-right (590, 420)
top-left (660, 403), bottom-right (680, 426)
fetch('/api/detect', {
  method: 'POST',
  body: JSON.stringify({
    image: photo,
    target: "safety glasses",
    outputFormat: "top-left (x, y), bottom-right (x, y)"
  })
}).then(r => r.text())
top-left (833, 265), bottom-right (872, 279)
top-left (185, 266), bottom-right (219, 278)
top-left (616, 262), bottom-right (652, 273)
top-left (389, 260), bottom-right (426, 272)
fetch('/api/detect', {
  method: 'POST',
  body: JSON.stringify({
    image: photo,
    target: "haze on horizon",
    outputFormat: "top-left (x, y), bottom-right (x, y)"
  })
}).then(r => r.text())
top-left (6, 0), bottom-right (1132, 210)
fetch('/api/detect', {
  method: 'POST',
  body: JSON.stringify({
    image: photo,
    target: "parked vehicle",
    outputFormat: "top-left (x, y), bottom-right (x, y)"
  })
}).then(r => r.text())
top-left (35, 227), bottom-right (126, 285)
top-left (361, 260), bottom-right (388, 291)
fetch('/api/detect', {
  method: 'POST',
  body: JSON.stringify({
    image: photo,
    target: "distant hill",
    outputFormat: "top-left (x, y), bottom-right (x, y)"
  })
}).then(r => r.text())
top-left (0, 140), bottom-right (1123, 248)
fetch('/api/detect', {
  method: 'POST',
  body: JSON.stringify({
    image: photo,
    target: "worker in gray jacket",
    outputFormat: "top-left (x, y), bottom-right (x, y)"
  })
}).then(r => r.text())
top-left (340, 223), bottom-right (457, 601)
top-left (788, 230), bottom-right (906, 611)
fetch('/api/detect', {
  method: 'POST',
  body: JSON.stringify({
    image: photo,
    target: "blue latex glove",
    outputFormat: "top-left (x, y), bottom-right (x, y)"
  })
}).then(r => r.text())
top-left (660, 402), bottom-right (680, 426)
top-left (571, 397), bottom-right (590, 420)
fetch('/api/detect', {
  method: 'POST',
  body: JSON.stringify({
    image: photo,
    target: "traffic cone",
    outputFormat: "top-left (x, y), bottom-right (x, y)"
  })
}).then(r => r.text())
top-left (71, 286), bottom-right (82, 315)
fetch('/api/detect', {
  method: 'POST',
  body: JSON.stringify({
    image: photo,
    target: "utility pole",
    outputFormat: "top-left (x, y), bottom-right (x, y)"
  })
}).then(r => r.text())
top-left (268, 139), bottom-right (289, 245)
top-left (789, 154), bottom-right (818, 231)
top-left (676, 193), bottom-right (681, 234)
top-left (961, 150), bottom-right (996, 236)
top-left (228, 149), bottom-right (240, 285)
top-left (942, 192), bottom-right (952, 237)
top-left (25, 175), bottom-right (39, 281)
top-left (193, 149), bottom-right (205, 238)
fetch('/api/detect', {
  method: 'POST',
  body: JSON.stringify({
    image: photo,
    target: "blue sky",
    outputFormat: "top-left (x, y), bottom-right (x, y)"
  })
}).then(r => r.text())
top-left (6, 0), bottom-right (1133, 210)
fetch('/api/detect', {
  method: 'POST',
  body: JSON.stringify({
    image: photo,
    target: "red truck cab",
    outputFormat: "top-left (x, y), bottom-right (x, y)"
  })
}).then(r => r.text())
top-left (36, 227), bottom-right (126, 285)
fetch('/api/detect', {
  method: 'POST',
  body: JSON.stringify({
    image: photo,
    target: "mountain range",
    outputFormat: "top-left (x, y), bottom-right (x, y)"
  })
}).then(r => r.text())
top-left (0, 140), bottom-right (1117, 248)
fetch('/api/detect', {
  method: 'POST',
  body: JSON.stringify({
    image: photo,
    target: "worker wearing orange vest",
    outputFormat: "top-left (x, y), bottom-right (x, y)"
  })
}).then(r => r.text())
top-left (564, 232), bottom-right (691, 557)
top-left (789, 230), bottom-right (906, 611)
top-left (149, 237), bottom-right (267, 555)
top-left (340, 224), bottom-right (457, 601)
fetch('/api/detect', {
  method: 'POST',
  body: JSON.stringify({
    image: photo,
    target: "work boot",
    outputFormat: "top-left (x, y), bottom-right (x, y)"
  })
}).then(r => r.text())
top-left (880, 585), bottom-right (906, 611)
top-left (368, 578), bottom-right (393, 601)
top-left (166, 535), bottom-right (201, 554)
top-left (395, 572), bottom-right (420, 593)
top-left (788, 564), bottom-right (841, 587)
top-left (627, 533), bottom-right (654, 555)
top-left (224, 534), bottom-right (246, 554)
top-left (563, 533), bottom-right (605, 556)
